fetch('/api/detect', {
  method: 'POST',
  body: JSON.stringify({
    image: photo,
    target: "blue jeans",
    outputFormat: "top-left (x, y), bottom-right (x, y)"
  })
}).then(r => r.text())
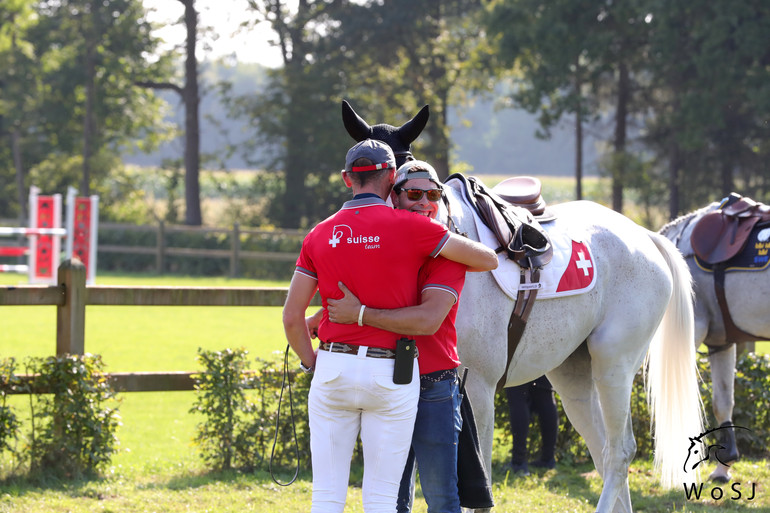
top-left (396, 374), bottom-right (463, 513)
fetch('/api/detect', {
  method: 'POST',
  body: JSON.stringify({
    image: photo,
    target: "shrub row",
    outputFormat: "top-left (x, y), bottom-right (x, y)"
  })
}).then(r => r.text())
top-left (193, 349), bottom-right (770, 474)
top-left (2, 351), bottom-right (768, 480)
top-left (189, 347), bottom-right (312, 473)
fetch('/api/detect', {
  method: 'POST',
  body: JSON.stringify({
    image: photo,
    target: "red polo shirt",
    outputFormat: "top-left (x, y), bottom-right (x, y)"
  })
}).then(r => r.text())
top-left (415, 257), bottom-right (465, 374)
top-left (296, 196), bottom-right (450, 350)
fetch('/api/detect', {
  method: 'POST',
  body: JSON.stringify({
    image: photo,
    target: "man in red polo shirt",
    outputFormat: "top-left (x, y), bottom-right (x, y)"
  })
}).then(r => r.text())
top-left (325, 160), bottom-right (470, 513)
top-left (282, 140), bottom-right (497, 513)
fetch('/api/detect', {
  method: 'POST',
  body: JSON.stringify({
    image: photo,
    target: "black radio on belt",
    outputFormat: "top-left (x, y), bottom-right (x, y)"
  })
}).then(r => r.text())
top-left (393, 338), bottom-right (416, 384)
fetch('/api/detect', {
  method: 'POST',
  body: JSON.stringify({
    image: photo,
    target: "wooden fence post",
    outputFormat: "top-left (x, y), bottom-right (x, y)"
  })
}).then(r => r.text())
top-left (56, 258), bottom-right (86, 355)
top-left (156, 221), bottom-right (165, 274)
top-left (230, 223), bottom-right (240, 278)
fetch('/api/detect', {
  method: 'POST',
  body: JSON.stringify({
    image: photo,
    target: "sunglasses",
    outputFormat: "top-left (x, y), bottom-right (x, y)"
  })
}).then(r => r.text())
top-left (398, 188), bottom-right (442, 202)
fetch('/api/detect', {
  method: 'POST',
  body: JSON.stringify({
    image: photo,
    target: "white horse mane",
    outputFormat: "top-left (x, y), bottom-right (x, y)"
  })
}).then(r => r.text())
top-left (658, 201), bottom-right (721, 253)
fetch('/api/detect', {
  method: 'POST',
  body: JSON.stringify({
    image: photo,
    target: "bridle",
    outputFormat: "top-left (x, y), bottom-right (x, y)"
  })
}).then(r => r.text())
top-left (394, 150), bottom-right (414, 165)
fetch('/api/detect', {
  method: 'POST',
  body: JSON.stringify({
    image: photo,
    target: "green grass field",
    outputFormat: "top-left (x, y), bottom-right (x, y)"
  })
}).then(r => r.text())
top-left (0, 272), bottom-right (291, 368)
top-left (1, 272), bottom-right (769, 512)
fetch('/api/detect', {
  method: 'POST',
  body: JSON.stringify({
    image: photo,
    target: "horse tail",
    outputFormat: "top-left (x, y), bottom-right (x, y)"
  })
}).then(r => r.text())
top-left (644, 232), bottom-right (705, 488)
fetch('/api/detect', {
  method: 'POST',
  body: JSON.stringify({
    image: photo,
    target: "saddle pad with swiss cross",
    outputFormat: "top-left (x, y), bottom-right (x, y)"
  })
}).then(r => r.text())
top-left (453, 188), bottom-right (596, 300)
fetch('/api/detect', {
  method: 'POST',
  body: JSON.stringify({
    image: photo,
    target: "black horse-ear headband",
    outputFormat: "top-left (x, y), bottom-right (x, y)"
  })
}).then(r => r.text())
top-left (341, 100), bottom-right (429, 166)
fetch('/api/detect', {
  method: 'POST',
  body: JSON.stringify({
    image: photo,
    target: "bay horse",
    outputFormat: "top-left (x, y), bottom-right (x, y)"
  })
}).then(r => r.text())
top-left (659, 196), bottom-right (770, 483)
top-left (342, 100), bottom-right (704, 513)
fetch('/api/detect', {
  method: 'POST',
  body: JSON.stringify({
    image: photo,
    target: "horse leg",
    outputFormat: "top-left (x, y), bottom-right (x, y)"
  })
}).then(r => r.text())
top-left (590, 369), bottom-right (636, 513)
top-left (547, 345), bottom-right (633, 513)
top-left (547, 344), bottom-right (605, 470)
top-left (708, 344), bottom-right (738, 483)
top-left (455, 272), bottom-right (511, 483)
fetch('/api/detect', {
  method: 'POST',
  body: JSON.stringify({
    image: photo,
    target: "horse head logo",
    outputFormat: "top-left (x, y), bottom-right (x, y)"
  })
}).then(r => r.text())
top-left (683, 434), bottom-right (711, 472)
top-left (342, 100), bottom-right (429, 168)
top-left (683, 424), bottom-right (751, 473)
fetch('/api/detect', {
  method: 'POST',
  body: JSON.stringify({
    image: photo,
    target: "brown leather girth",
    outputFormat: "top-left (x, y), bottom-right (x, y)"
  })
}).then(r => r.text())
top-left (497, 269), bottom-right (541, 391)
top-left (709, 263), bottom-right (762, 355)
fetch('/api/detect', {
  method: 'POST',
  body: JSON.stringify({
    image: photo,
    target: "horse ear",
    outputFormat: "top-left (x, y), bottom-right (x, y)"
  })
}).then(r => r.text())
top-left (342, 100), bottom-right (372, 142)
top-left (397, 105), bottom-right (430, 145)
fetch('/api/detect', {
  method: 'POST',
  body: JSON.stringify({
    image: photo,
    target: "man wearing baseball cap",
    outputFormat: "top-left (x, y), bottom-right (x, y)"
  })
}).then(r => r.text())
top-left (327, 159), bottom-right (471, 513)
top-left (283, 140), bottom-right (497, 513)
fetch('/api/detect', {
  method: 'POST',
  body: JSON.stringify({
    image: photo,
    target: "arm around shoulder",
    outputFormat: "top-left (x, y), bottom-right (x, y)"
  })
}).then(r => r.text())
top-left (440, 233), bottom-right (498, 272)
top-left (326, 282), bottom-right (454, 335)
top-left (361, 289), bottom-right (454, 335)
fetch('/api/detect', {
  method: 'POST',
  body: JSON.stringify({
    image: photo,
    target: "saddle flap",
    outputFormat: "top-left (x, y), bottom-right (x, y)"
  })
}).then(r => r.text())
top-left (473, 191), bottom-right (515, 252)
top-left (691, 211), bottom-right (760, 264)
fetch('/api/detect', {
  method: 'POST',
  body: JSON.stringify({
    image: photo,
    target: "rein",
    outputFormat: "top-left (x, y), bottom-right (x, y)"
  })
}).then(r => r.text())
top-left (269, 344), bottom-right (301, 486)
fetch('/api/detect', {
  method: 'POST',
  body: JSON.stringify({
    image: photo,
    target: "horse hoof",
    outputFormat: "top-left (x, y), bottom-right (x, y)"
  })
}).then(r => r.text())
top-left (710, 474), bottom-right (730, 484)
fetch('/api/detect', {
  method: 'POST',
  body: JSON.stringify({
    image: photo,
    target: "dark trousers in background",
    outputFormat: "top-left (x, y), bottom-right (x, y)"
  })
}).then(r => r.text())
top-left (505, 375), bottom-right (558, 466)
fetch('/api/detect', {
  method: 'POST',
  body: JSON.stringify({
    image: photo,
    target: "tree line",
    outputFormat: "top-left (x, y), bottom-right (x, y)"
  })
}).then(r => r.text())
top-left (1, 0), bottom-right (768, 229)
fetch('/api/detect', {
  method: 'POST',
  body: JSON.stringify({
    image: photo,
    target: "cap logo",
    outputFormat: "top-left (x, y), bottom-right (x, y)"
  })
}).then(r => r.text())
top-left (350, 162), bottom-right (392, 172)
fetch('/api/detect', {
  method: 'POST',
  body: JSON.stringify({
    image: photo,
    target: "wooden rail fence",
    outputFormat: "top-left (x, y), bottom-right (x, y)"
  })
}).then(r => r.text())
top-left (98, 222), bottom-right (307, 277)
top-left (1, 259), bottom-right (320, 393)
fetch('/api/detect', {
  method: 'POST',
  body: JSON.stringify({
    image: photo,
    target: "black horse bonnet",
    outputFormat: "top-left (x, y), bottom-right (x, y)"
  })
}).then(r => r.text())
top-left (341, 100), bottom-right (430, 168)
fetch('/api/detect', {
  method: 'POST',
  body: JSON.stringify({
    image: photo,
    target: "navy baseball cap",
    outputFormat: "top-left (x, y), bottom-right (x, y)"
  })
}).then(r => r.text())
top-left (345, 139), bottom-right (396, 173)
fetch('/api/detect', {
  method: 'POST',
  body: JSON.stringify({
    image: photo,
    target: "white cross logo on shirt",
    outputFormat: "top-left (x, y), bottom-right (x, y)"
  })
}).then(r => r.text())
top-left (329, 226), bottom-right (347, 248)
top-left (575, 250), bottom-right (592, 276)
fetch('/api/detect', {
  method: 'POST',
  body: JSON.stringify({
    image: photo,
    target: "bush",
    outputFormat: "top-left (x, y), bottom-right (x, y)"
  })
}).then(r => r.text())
top-left (26, 354), bottom-right (121, 479)
top-left (190, 347), bottom-right (256, 470)
top-left (239, 352), bottom-right (312, 475)
top-left (723, 352), bottom-right (770, 457)
top-left (0, 358), bottom-right (22, 458)
top-left (190, 347), bottom-right (312, 473)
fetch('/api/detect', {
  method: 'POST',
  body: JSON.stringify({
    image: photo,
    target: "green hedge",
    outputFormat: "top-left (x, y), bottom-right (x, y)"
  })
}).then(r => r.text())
top-left (191, 350), bottom-right (770, 473)
top-left (97, 225), bottom-right (303, 279)
top-left (190, 347), bottom-right (313, 473)
top-left (3, 351), bottom-right (767, 480)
